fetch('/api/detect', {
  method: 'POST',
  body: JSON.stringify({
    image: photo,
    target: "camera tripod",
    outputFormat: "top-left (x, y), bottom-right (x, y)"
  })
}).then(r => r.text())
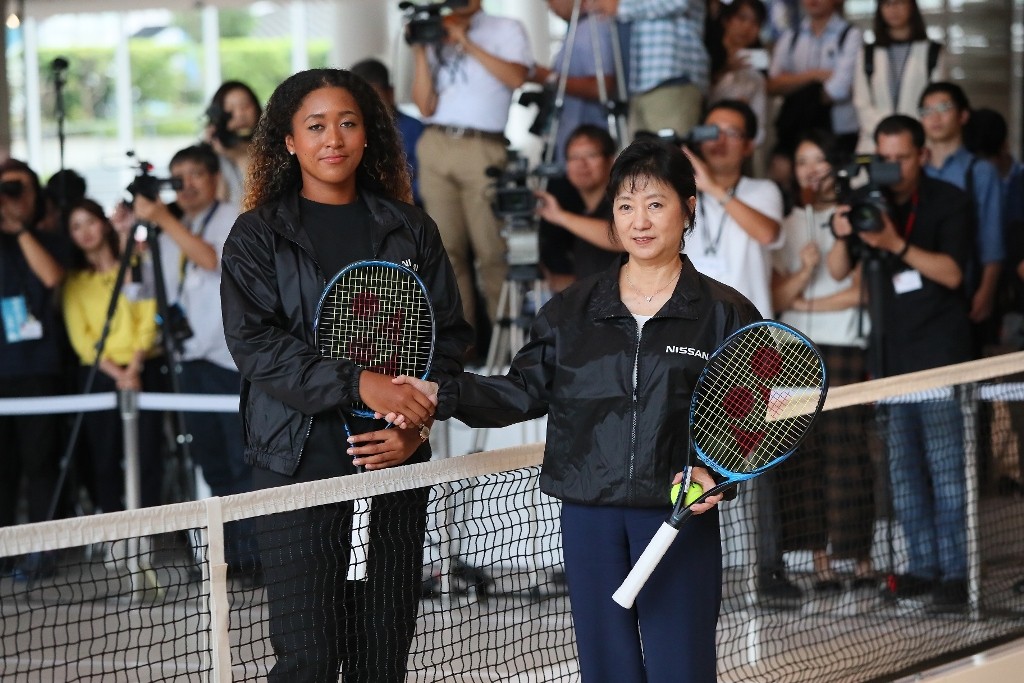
top-left (536, 0), bottom-right (630, 163)
top-left (44, 221), bottom-right (195, 596)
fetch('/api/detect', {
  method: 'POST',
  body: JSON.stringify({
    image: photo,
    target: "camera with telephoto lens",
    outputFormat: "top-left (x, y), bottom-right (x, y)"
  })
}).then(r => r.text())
top-left (833, 155), bottom-right (902, 234)
top-left (399, 0), bottom-right (469, 45)
top-left (125, 152), bottom-right (183, 206)
top-left (204, 102), bottom-right (252, 149)
top-left (0, 179), bottom-right (24, 198)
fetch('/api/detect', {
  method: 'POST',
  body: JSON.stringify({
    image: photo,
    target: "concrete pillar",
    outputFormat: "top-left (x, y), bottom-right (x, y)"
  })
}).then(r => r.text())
top-left (201, 5), bottom-right (221, 101)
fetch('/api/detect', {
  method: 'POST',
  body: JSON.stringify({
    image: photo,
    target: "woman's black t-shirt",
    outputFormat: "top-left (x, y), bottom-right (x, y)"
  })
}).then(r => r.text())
top-left (254, 195), bottom-right (380, 487)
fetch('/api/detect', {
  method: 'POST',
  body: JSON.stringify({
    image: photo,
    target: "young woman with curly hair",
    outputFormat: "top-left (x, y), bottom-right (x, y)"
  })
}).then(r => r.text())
top-left (221, 68), bottom-right (473, 683)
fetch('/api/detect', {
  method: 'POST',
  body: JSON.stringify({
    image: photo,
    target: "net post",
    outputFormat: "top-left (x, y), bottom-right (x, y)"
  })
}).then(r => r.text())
top-left (961, 384), bottom-right (982, 619)
top-left (203, 497), bottom-right (232, 682)
top-left (120, 388), bottom-right (141, 511)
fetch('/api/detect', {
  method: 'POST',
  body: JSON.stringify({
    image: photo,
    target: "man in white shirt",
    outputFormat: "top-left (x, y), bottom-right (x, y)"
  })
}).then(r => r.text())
top-left (133, 143), bottom-right (258, 583)
top-left (683, 99), bottom-right (783, 318)
top-left (410, 0), bottom-right (532, 335)
top-left (682, 100), bottom-right (800, 605)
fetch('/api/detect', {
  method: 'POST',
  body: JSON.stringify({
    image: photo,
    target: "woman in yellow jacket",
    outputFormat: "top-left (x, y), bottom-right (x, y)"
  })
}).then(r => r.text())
top-left (63, 198), bottom-right (164, 512)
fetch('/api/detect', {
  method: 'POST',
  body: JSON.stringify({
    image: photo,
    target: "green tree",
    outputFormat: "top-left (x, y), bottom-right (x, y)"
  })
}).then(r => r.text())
top-left (172, 8), bottom-right (255, 42)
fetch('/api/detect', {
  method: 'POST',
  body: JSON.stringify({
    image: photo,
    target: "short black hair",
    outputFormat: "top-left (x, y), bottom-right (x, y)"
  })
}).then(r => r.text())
top-left (918, 81), bottom-right (971, 113)
top-left (565, 124), bottom-right (617, 158)
top-left (607, 137), bottom-right (697, 239)
top-left (875, 114), bottom-right (926, 149)
top-left (350, 58), bottom-right (391, 90)
top-left (704, 99), bottom-right (758, 140)
top-left (170, 143), bottom-right (221, 175)
top-left (964, 107), bottom-right (1007, 158)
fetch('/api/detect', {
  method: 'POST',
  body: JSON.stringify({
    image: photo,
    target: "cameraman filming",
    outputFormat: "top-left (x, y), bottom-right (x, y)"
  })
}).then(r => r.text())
top-left (830, 114), bottom-right (973, 611)
top-left (131, 144), bottom-right (257, 580)
top-left (203, 81), bottom-right (262, 204)
top-left (409, 0), bottom-right (532, 333)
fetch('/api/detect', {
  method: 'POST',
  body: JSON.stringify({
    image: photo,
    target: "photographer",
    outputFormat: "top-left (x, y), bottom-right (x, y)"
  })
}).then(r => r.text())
top-left (410, 0), bottom-right (533, 332)
top-left (682, 99), bottom-right (782, 319)
top-left (203, 81), bottom-right (262, 204)
top-left (0, 159), bottom-right (65, 576)
top-left (830, 114), bottom-right (973, 611)
top-left (131, 144), bottom-right (257, 579)
top-left (534, 124), bottom-right (622, 292)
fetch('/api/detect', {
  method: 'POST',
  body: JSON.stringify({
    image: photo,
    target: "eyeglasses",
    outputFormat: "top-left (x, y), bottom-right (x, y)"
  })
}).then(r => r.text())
top-left (566, 151), bottom-right (605, 164)
top-left (918, 101), bottom-right (956, 118)
top-left (717, 127), bottom-right (748, 141)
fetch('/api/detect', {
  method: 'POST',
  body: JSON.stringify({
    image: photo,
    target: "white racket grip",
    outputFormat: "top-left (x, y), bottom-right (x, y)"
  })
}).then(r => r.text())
top-left (612, 522), bottom-right (680, 608)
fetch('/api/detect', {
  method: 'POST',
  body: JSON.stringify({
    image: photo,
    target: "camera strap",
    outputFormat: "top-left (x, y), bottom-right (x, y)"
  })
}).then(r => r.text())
top-left (176, 201), bottom-right (219, 300)
top-left (899, 191), bottom-right (918, 240)
top-left (698, 183), bottom-right (739, 257)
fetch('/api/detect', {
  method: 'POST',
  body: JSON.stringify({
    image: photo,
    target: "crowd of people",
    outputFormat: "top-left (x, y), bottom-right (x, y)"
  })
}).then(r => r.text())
top-left (3, 0), bottom-right (1024, 679)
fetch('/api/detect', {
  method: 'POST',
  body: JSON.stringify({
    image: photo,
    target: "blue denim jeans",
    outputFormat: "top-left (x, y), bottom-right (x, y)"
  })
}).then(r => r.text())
top-left (883, 398), bottom-right (966, 581)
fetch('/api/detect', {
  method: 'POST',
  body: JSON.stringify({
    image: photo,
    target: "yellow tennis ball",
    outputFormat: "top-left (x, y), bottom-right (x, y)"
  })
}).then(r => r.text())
top-left (684, 482), bottom-right (703, 506)
top-left (670, 482), bottom-right (682, 504)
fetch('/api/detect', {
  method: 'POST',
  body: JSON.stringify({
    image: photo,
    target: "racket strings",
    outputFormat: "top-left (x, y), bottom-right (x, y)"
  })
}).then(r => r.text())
top-left (693, 325), bottom-right (825, 475)
top-left (317, 265), bottom-right (434, 411)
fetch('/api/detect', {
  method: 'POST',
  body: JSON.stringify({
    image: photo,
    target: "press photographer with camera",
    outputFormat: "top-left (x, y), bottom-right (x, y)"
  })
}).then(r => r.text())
top-left (829, 114), bottom-right (974, 610)
top-left (0, 159), bottom-right (66, 566)
top-left (203, 81), bottom-right (262, 204)
top-left (409, 0), bottom-right (532, 332)
top-left (130, 144), bottom-right (256, 576)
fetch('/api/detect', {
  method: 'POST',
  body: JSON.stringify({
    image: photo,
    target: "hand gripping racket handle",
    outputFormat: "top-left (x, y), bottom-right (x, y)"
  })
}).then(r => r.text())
top-left (612, 522), bottom-right (681, 608)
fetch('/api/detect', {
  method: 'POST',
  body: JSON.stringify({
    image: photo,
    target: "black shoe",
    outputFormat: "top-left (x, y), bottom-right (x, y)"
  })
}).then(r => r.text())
top-left (758, 571), bottom-right (804, 606)
top-left (1014, 578), bottom-right (1024, 595)
top-left (813, 578), bottom-right (843, 594)
top-left (930, 580), bottom-right (967, 612)
top-left (228, 563), bottom-right (265, 590)
top-left (882, 573), bottom-right (934, 599)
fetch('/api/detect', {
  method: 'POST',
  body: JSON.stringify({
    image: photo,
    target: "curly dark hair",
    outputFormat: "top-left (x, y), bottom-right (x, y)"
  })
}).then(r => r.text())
top-left (244, 69), bottom-right (411, 210)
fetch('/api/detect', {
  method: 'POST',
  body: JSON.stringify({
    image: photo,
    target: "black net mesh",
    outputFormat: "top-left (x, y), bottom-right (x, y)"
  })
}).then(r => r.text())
top-left (2, 367), bottom-right (1024, 681)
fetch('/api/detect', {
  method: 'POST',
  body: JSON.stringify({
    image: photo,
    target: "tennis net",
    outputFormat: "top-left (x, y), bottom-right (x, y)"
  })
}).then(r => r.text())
top-left (1, 351), bottom-right (1024, 681)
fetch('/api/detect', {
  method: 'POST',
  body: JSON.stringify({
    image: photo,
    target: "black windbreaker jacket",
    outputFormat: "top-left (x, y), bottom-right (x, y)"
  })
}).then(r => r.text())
top-left (221, 189), bottom-right (473, 476)
top-left (445, 255), bottom-right (760, 507)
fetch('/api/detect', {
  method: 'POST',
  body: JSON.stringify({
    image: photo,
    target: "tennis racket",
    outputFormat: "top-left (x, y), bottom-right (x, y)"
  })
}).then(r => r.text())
top-left (314, 260), bottom-right (436, 580)
top-left (314, 259), bottom-right (436, 415)
top-left (612, 320), bottom-right (827, 608)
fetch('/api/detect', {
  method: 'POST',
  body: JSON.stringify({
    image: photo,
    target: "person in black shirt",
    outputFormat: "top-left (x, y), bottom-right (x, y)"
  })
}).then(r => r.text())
top-left (220, 68), bottom-right (472, 682)
top-left (830, 114), bottom-right (973, 611)
top-left (535, 124), bottom-right (622, 292)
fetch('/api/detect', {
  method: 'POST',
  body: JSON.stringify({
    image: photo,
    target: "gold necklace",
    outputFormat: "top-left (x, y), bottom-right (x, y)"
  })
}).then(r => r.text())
top-left (624, 264), bottom-right (682, 303)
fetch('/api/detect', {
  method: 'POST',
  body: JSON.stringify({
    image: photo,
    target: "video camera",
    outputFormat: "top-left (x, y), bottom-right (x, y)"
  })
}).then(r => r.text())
top-left (125, 152), bottom-right (182, 206)
top-left (834, 155), bottom-right (901, 234)
top-left (399, 0), bottom-right (469, 45)
top-left (486, 150), bottom-right (562, 220)
top-left (204, 102), bottom-right (252, 149)
top-left (486, 149), bottom-right (562, 267)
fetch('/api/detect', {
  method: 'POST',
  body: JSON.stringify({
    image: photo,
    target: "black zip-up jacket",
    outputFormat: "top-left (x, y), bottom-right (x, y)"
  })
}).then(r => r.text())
top-left (443, 255), bottom-right (759, 507)
top-left (221, 189), bottom-right (473, 476)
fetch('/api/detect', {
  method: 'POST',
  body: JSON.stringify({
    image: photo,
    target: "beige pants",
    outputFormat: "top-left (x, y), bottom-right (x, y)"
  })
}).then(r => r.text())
top-left (416, 128), bottom-right (508, 329)
top-left (629, 83), bottom-right (704, 140)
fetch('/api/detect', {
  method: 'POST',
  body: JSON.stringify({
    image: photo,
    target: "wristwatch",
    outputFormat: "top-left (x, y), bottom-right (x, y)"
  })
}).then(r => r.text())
top-left (418, 424), bottom-right (431, 442)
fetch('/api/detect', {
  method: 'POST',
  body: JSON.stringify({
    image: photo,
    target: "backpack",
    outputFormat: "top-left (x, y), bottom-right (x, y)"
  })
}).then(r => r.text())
top-left (773, 24), bottom-right (854, 154)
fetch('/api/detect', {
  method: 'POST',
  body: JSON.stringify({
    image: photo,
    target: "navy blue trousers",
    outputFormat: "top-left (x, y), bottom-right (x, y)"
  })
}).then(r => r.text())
top-left (561, 502), bottom-right (722, 683)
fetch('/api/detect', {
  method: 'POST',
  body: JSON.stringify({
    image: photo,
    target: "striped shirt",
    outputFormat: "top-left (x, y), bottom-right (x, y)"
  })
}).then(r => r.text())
top-left (619, 0), bottom-right (708, 95)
